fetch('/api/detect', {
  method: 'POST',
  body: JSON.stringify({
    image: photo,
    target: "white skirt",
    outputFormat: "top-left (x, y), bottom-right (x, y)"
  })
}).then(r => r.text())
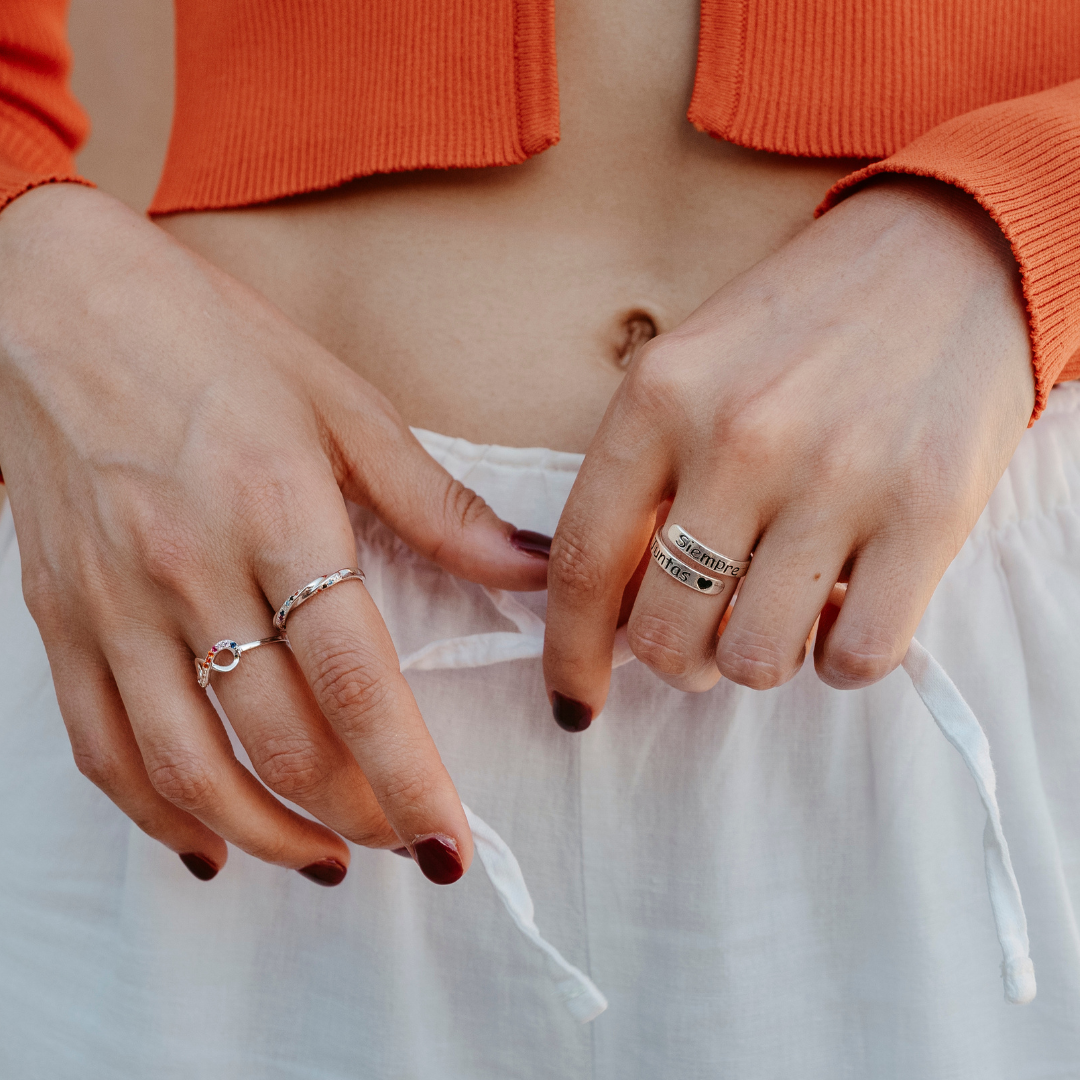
top-left (1, 383), bottom-right (1079, 1079)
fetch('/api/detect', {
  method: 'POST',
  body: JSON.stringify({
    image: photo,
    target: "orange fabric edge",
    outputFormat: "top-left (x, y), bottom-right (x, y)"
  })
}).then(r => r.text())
top-left (0, 168), bottom-right (93, 215)
top-left (514, 0), bottom-right (560, 157)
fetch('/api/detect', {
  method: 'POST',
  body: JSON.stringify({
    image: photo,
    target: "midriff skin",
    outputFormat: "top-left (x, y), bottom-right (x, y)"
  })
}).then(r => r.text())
top-left (159, 0), bottom-right (862, 453)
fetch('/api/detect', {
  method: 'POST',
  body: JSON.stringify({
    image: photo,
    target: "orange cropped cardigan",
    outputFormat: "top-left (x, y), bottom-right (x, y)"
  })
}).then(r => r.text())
top-left (2, 0), bottom-right (1079, 416)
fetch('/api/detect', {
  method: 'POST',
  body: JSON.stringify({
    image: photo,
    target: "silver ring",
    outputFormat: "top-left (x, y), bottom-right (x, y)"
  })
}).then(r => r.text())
top-left (195, 636), bottom-right (288, 688)
top-left (650, 530), bottom-right (729, 596)
top-left (665, 523), bottom-right (751, 578)
top-left (273, 567), bottom-right (366, 632)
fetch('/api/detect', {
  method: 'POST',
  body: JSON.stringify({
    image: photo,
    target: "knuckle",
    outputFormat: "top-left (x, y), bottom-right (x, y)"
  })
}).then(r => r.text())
top-left (229, 464), bottom-right (310, 537)
top-left (721, 398), bottom-right (789, 468)
top-left (549, 525), bottom-right (608, 607)
top-left (622, 338), bottom-right (686, 414)
top-left (70, 739), bottom-right (123, 792)
top-left (20, 562), bottom-right (63, 629)
top-left (133, 510), bottom-right (203, 594)
top-left (251, 736), bottom-right (334, 803)
top-left (717, 630), bottom-right (797, 690)
top-left (309, 643), bottom-right (395, 732)
top-left (441, 478), bottom-right (491, 534)
top-left (626, 612), bottom-right (698, 678)
top-left (145, 750), bottom-right (216, 811)
top-left (379, 770), bottom-right (432, 818)
top-left (821, 641), bottom-right (898, 688)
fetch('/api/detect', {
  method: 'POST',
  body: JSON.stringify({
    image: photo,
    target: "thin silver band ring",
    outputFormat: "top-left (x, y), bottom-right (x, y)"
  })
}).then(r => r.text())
top-left (665, 523), bottom-right (751, 578)
top-left (650, 530), bottom-right (729, 597)
top-left (273, 567), bottom-right (366, 633)
top-left (195, 636), bottom-right (288, 689)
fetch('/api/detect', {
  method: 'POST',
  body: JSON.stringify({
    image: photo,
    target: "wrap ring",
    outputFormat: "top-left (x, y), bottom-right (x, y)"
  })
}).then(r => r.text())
top-left (195, 636), bottom-right (288, 688)
top-left (665, 523), bottom-right (751, 578)
top-left (273, 567), bottom-right (366, 633)
top-left (650, 529), bottom-right (728, 596)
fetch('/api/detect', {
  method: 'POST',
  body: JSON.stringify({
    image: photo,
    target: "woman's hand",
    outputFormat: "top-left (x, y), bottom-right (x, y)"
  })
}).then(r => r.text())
top-left (0, 184), bottom-right (548, 882)
top-left (543, 178), bottom-right (1034, 728)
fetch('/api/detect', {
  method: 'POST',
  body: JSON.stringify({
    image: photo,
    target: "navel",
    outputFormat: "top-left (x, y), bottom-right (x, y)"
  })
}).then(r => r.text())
top-left (615, 310), bottom-right (658, 369)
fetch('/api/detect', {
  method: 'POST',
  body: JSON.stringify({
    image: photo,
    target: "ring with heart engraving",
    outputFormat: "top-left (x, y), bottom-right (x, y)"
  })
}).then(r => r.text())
top-left (650, 530), bottom-right (728, 597)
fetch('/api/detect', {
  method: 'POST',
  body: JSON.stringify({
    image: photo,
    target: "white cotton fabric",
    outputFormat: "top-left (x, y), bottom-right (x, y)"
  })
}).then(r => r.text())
top-left (415, 595), bottom-right (1035, 1012)
top-left (1, 383), bottom-right (1079, 1078)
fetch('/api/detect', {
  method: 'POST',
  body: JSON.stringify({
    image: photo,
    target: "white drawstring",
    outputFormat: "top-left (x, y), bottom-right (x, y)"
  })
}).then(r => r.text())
top-left (901, 639), bottom-right (1036, 1004)
top-left (401, 590), bottom-right (1035, 1015)
top-left (463, 805), bottom-right (609, 1023)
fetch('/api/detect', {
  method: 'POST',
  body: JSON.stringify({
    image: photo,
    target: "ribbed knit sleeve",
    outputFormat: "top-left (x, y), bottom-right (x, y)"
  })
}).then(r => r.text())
top-left (819, 81), bottom-right (1080, 419)
top-left (0, 0), bottom-right (90, 213)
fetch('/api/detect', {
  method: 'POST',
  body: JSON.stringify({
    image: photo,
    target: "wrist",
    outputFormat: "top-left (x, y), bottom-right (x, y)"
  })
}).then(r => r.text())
top-left (851, 175), bottom-right (1019, 282)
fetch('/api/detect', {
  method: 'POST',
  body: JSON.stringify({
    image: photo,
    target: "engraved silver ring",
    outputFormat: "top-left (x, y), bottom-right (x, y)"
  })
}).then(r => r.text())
top-left (650, 529), bottom-right (729, 597)
top-left (273, 567), bottom-right (366, 633)
top-left (665, 523), bottom-right (751, 578)
top-left (195, 636), bottom-right (288, 688)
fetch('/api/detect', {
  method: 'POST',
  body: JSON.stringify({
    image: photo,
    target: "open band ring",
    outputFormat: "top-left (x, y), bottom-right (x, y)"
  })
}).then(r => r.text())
top-left (273, 567), bottom-right (366, 633)
top-left (651, 530), bottom-right (728, 597)
top-left (195, 636), bottom-right (288, 688)
top-left (665, 523), bottom-right (751, 578)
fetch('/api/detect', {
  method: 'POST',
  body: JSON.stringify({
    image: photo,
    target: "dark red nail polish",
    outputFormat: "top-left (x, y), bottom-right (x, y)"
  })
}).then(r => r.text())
top-left (510, 529), bottom-right (552, 558)
top-left (298, 858), bottom-right (347, 886)
top-left (390, 847), bottom-right (413, 859)
top-left (413, 835), bottom-right (463, 884)
top-left (179, 852), bottom-right (219, 881)
top-left (552, 691), bottom-right (593, 732)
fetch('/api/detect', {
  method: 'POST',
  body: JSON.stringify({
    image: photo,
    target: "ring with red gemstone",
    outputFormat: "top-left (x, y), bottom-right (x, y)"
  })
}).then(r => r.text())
top-left (194, 636), bottom-right (288, 688)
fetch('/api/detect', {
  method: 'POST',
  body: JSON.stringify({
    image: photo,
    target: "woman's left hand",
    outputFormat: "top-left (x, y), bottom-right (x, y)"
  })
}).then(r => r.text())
top-left (543, 178), bottom-right (1035, 728)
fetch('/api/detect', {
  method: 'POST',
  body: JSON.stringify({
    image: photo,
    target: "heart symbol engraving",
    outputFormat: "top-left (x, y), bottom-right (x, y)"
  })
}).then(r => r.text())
top-left (697, 577), bottom-right (712, 591)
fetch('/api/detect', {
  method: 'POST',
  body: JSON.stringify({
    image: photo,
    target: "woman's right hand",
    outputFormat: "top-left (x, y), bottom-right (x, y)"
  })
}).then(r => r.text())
top-left (0, 184), bottom-right (548, 884)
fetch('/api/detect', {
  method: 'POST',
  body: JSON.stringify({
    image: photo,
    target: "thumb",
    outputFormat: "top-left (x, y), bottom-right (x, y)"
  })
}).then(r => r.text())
top-left (322, 393), bottom-right (550, 590)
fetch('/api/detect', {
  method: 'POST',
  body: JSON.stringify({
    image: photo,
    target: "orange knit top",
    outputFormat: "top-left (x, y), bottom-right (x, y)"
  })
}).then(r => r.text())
top-left (2, 0), bottom-right (1079, 416)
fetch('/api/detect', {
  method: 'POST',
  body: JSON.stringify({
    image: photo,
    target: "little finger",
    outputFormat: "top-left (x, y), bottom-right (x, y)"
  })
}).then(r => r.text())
top-left (208, 630), bottom-right (398, 850)
top-left (715, 516), bottom-right (851, 690)
top-left (109, 634), bottom-right (352, 883)
top-left (814, 536), bottom-right (942, 689)
top-left (47, 640), bottom-right (228, 880)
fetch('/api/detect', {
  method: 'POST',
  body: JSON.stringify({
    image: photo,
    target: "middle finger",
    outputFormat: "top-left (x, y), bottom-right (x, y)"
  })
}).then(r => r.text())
top-left (626, 501), bottom-right (757, 691)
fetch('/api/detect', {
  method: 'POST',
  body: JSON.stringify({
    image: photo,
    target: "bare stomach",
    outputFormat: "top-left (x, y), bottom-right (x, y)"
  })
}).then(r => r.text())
top-left (157, 0), bottom-right (861, 452)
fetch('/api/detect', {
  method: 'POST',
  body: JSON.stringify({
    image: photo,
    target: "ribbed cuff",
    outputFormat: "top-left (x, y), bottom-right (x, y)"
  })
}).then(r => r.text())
top-left (0, 165), bottom-right (93, 216)
top-left (818, 80), bottom-right (1080, 421)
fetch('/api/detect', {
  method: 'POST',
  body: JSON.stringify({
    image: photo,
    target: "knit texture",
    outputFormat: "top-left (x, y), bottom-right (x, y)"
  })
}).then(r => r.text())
top-left (0, 0), bottom-right (89, 211)
top-left (819, 81), bottom-right (1080, 417)
top-left (690, 0), bottom-right (1080, 158)
top-left (149, 0), bottom-right (559, 214)
top-left (1, 1), bottom-right (1079, 407)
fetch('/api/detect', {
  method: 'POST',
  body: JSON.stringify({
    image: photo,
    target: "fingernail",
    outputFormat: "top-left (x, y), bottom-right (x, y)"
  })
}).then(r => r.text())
top-left (298, 858), bottom-right (347, 886)
top-left (510, 529), bottom-right (552, 558)
top-left (179, 852), bottom-right (219, 881)
top-left (390, 847), bottom-right (413, 859)
top-left (552, 691), bottom-right (593, 732)
top-left (412, 835), bottom-right (463, 884)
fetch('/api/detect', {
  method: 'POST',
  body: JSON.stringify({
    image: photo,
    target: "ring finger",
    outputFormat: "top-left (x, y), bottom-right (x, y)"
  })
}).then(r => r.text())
top-left (204, 615), bottom-right (398, 851)
top-left (108, 632), bottom-right (352, 881)
top-left (626, 504), bottom-right (757, 691)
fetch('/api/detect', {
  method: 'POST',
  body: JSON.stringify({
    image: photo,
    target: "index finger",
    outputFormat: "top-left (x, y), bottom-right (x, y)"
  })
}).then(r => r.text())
top-left (544, 413), bottom-right (667, 730)
top-left (270, 569), bottom-right (472, 884)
